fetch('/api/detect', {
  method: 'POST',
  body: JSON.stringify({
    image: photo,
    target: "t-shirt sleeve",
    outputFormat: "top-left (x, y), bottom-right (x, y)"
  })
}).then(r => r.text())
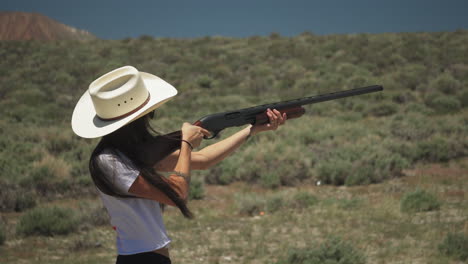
top-left (96, 150), bottom-right (140, 195)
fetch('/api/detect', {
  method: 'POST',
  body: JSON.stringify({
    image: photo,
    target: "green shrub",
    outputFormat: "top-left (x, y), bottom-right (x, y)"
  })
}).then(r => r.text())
top-left (390, 113), bottom-right (435, 141)
top-left (291, 191), bottom-right (319, 209)
top-left (404, 102), bottom-right (433, 114)
top-left (260, 171), bottom-right (282, 189)
top-left (14, 192), bottom-right (37, 212)
top-left (317, 143), bottom-right (409, 186)
top-left (196, 75), bottom-right (214, 88)
top-left (396, 63), bottom-right (427, 90)
top-left (438, 232), bottom-right (468, 261)
top-left (208, 140), bottom-right (312, 188)
top-left (235, 193), bottom-right (266, 216)
top-left (266, 194), bottom-right (285, 213)
top-left (0, 220), bottom-right (5, 245)
top-left (0, 181), bottom-right (17, 211)
top-left (77, 202), bottom-right (109, 228)
top-left (0, 140), bottom-right (39, 183)
top-left (346, 76), bottom-right (372, 90)
top-left (0, 181), bottom-right (37, 212)
top-left (321, 198), bottom-right (361, 210)
top-left (414, 136), bottom-right (466, 163)
top-left (44, 130), bottom-right (76, 155)
top-left (293, 76), bottom-right (320, 95)
top-left (337, 112), bottom-right (363, 122)
top-left (335, 198), bottom-right (362, 210)
top-left (428, 73), bottom-right (461, 95)
top-left (400, 189), bottom-right (441, 213)
top-left (368, 102), bottom-right (398, 117)
top-left (205, 157), bottom-right (240, 185)
top-left (138, 35), bottom-right (153, 41)
top-left (69, 233), bottom-right (104, 251)
top-left (460, 90), bottom-right (468, 108)
top-left (212, 64), bottom-right (232, 79)
top-left (349, 150), bottom-right (408, 186)
top-left (317, 159), bottom-right (352, 185)
top-left (21, 166), bottom-right (56, 196)
top-left (236, 191), bottom-right (320, 215)
top-left (425, 94), bottom-right (461, 114)
top-left (391, 92), bottom-right (416, 104)
top-left (16, 206), bottom-right (78, 236)
top-left (19, 156), bottom-right (74, 196)
top-left (343, 166), bottom-right (374, 186)
top-left (276, 236), bottom-right (366, 264)
top-left (449, 63), bottom-right (468, 81)
top-left (189, 178), bottom-right (205, 200)
top-left (336, 63), bottom-right (361, 78)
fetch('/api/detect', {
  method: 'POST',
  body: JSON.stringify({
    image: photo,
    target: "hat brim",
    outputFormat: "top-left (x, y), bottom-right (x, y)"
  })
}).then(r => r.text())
top-left (71, 72), bottom-right (177, 138)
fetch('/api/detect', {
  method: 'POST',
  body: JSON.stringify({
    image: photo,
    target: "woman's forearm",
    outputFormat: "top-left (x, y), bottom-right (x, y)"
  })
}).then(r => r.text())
top-left (197, 125), bottom-right (253, 168)
top-left (174, 141), bottom-right (192, 176)
top-left (167, 141), bottom-right (192, 200)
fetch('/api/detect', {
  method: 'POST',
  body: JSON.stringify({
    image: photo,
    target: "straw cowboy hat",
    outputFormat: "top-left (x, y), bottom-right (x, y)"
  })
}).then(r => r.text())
top-left (72, 66), bottom-right (178, 138)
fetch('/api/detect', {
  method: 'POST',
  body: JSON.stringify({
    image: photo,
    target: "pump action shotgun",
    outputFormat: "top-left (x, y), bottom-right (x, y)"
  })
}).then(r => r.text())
top-left (174, 85), bottom-right (383, 139)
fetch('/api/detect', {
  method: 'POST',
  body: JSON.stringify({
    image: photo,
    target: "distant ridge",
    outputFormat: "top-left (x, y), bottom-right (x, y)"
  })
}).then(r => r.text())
top-left (0, 11), bottom-right (96, 41)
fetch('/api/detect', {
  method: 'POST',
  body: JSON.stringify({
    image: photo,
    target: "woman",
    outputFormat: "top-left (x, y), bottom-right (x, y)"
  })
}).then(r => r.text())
top-left (72, 66), bottom-right (286, 263)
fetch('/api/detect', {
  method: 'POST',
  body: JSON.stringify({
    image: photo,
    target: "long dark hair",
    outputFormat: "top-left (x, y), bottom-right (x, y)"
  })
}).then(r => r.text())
top-left (89, 113), bottom-right (193, 218)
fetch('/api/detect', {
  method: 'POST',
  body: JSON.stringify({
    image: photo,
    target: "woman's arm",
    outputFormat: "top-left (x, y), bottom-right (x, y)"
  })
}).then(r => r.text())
top-left (194, 124), bottom-right (253, 169)
top-left (155, 109), bottom-right (286, 171)
top-left (155, 125), bottom-right (251, 171)
top-left (129, 123), bottom-right (210, 205)
top-left (128, 139), bottom-right (192, 204)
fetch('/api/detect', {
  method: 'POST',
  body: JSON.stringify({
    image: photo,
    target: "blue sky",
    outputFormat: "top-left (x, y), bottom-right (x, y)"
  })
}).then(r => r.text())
top-left (2, 0), bottom-right (468, 39)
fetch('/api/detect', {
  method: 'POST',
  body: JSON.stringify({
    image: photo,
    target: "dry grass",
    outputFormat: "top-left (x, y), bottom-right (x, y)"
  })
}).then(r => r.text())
top-left (33, 153), bottom-right (71, 180)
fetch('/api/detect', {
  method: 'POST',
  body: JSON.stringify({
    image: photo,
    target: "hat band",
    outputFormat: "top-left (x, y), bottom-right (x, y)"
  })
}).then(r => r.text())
top-left (98, 94), bottom-right (151, 121)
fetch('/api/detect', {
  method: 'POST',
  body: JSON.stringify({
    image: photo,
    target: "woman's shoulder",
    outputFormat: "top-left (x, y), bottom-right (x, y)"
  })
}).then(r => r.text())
top-left (95, 148), bottom-right (136, 170)
top-left (95, 148), bottom-right (117, 162)
top-left (93, 148), bottom-right (141, 195)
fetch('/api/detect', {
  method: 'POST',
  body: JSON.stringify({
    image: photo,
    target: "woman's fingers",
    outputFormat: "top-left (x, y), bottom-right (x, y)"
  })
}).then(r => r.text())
top-left (273, 109), bottom-right (286, 125)
top-left (181, 123), bottom-right (211, 148)
top-left (200, 128), bottom-right (211, 138)
top-left (266, 109), bottom-right (274, 128)
top-left (251, 108), bottom-right (287, 135)
top-left (265, 108), bottom-right (282, 130)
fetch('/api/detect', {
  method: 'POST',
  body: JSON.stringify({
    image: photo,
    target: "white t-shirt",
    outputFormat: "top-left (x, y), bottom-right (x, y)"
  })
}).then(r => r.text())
top-left (96, 149), bottom-right (171, 255)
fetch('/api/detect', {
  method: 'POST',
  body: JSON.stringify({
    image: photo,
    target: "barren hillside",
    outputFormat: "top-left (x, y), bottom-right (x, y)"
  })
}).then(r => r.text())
top-left (0, 11), bottom-right (95, 41)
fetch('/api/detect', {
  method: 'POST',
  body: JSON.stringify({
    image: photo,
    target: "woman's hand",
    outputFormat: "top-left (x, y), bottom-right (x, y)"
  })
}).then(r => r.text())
top-left (181, 123), bottom-right (211, 149)
top-left (250, 108), bottom-right (287, 136)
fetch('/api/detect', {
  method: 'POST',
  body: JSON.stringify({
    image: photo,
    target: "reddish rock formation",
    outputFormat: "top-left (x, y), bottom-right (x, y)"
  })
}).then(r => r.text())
top-left (0, 11), bottom-right (96, 41)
